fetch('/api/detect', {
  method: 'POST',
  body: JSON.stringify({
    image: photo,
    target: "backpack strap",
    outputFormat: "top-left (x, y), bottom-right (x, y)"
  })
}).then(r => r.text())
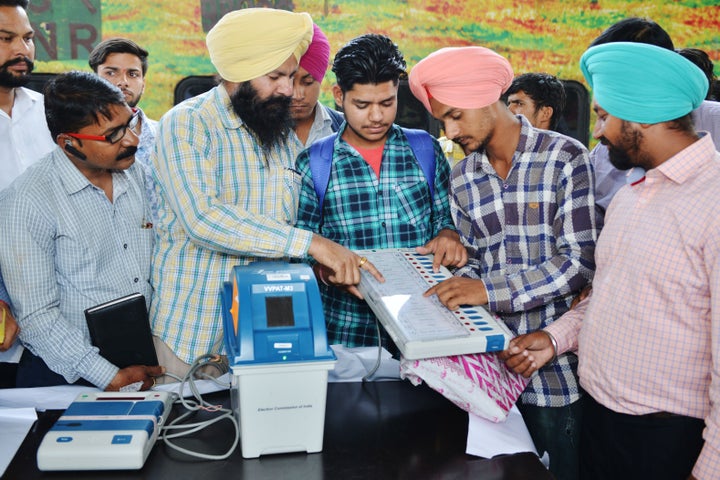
top-left (324, 105), bottom-right (345, 132)
top-left (402, 128), bottom-right (436, 199)
top-left (308, 133), bottom-right (338, 212)
top-left (308, 128), bottom-right (437, 222)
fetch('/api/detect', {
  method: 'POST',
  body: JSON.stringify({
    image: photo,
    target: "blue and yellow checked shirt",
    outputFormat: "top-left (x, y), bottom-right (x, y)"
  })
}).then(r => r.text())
top-left (295, 124), bottom-right (456, 349)
top-left (453, 116), bottom-right (597, 407)
top-left (0, 148), bottom-right (153, 387)
top-left (150, 86), bottom-right (313, 364)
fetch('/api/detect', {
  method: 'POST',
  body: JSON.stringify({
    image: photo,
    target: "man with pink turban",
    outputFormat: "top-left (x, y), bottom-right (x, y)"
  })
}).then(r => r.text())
top-left (149, 8), bottom-right (381, 382)
top-left (413, 46), bottom-right (597, 480)
top-left (292, 23), bottom-right (344, 147)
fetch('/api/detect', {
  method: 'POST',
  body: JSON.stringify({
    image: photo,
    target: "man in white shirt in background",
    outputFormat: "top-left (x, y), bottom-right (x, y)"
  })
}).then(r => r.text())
top-left (0, 0), bottom-right (55, 387)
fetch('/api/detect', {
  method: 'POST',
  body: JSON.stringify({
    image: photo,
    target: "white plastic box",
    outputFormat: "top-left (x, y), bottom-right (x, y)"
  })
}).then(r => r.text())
top-left (230, 359), bottom-right (336, 458)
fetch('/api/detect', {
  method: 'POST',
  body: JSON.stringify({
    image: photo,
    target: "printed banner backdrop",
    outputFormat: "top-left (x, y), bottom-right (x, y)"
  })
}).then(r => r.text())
top-left (30, 0), bottom-right (720, 123)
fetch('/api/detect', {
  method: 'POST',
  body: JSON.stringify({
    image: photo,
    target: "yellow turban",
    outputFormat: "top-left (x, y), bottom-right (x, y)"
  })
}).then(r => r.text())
top-left (206, 8), bottom-right (313, 83)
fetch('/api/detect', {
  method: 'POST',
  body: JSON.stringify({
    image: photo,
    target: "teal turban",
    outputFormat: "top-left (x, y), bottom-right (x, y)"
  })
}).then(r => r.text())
top-left (580, 42), bottom-right (708, 124)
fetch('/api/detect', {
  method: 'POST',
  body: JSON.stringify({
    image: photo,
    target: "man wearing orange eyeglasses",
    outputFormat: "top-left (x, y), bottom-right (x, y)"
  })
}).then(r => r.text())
top-left (0, 70), bottom-right (164, 391)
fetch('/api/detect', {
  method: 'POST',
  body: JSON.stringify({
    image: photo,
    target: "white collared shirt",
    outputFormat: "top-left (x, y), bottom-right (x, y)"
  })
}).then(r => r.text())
top-left (0, 87), bottom-right (56, 191)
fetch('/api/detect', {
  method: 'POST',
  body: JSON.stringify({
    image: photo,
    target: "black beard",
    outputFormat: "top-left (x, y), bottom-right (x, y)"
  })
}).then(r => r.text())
top-left (604, 122), bottom-right (644, 171)
top-left (0, 57), bottom-right (34, 88)
top-left (230, 82), bottom-right (294, 151)
top-left (606, 141), bottom-right (635, 171)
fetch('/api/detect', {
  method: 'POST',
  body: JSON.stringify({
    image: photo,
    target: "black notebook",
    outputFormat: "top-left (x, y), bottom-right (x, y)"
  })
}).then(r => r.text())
top-left (84, 293), bottom-right (159, 368)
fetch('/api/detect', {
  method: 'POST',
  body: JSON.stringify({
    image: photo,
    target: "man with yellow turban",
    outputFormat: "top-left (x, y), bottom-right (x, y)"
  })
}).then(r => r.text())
top-left (411, 46), bottom-right (597, 480)
top-left (149, 8), bottom-right (381, 381)
top-left (502, 42), bottom-right (718, 480)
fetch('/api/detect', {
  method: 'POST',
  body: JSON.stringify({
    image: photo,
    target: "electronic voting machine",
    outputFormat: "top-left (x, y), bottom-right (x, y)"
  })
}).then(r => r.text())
top-left (37, 390), bottom-right (174, 471)
top-left (356, 249), bottom-right (513, 360)
top-left (220, 262), bottom-right (335, 458)
top-left (220, 261), bottom-right (335, 365)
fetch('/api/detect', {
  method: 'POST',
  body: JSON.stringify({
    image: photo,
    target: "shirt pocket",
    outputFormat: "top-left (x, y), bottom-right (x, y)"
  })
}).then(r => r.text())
top-left (391, 180), bottom-right (430, 228)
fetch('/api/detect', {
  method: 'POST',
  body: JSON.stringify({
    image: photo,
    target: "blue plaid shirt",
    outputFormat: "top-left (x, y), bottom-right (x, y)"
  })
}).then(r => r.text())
top-left (296, 124), bottom-right (456, 349)
top-left (452, 116), bottom-right (597, 407)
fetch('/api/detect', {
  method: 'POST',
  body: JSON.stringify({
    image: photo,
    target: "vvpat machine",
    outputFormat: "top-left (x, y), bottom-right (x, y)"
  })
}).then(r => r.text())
top-left (220, 261), bottom-right (336, 458)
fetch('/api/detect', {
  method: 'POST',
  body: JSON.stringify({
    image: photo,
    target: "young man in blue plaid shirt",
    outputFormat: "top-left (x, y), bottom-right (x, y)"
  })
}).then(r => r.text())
top-left (410, 47), bottom-right (597, 480)
top-left (295, 34), bottom-right (467, 352)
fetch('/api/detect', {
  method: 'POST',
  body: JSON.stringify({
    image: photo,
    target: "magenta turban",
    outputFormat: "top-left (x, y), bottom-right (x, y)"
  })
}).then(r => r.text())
top-left (409, 46), bottom-right (514, 112)
top-left (299, 23), bottom-right (331, 82)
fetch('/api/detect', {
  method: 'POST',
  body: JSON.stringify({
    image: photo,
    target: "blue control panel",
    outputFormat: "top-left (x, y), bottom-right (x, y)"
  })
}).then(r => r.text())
top-left (221, 262), bottom-right (335, 366)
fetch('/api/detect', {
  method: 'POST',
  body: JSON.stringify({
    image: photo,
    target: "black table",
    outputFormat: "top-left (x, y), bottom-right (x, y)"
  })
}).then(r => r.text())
top-left (4, 380), bottom-right (553, 479)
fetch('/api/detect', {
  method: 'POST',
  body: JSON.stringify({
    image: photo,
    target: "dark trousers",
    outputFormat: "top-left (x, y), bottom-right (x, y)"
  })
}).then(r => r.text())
top-left (518, 396), bottom-right (584, 480)
top-left (15, 349), bottom-right (92, 388)
top-left (0, 362), bottom-right (18, 388)
top-left (580, 394), bottom-right (704, 480)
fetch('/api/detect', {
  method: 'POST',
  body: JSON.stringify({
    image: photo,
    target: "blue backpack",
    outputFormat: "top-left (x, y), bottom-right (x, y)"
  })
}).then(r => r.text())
top-left (308, 128), bottom-right (437, 215)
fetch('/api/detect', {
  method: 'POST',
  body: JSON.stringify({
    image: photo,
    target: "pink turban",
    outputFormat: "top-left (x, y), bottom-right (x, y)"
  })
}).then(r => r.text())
top-left (300, 24), bottom-right (331, 82)
top-left (409, 47), bottom-right (514, 112)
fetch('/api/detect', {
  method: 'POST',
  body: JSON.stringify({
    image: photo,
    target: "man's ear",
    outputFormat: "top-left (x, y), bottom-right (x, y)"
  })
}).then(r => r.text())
top-left (56, 133), bottom-right (70, 148)
top-left (537, 105), bottom-right (554, 128)
top-left (332, 84), bottom-right (344, 109)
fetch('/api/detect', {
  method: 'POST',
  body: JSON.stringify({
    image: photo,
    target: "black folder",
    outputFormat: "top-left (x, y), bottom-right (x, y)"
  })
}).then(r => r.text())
top-left (84, 293), bottom-right (159, 368)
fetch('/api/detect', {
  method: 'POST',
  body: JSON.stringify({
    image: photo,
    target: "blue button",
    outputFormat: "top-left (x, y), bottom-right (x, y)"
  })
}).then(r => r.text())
top-left (56, 436), bottom-right (73, 443)
top-left (112, 435), bottom-right (133, 445)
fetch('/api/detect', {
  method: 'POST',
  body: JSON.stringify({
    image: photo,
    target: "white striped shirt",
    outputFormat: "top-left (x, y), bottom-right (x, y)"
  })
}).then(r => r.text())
top-left (0, 148), bottom-right (153, 387)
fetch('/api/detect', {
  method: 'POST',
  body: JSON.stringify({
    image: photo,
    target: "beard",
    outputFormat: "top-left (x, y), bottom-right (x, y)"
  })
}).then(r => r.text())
top-left (604, 121), bottom-right (646, 171)
top-left (0, 56), bottom-right (34, 88)
top-left (230, 82), bottom-right (294, 151)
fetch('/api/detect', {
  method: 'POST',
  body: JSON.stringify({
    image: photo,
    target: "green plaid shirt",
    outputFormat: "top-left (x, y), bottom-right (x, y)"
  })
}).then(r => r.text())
top-left (296, 124), bottom-right (456, 349)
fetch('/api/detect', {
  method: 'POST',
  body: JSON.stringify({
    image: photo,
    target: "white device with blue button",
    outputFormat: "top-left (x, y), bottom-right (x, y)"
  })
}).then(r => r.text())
top-left (36, 390), bottom-right (174, 471)
top-left (220, 261), bottom-right (336, 458)
top-left (356, 249), bottom-right (513, 359)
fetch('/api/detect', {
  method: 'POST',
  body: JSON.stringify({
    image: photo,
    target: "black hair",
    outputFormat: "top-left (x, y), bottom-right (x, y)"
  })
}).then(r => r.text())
top-left (677, 48), bottom-right (716, 100)
top-left (506, 73), bottom-right (566, 130)
top-left (332, 34), bottom-right (407, 93)
top-left (0, 0), bottom-right (29, 8)
top-left (44, 71), bottom-right (127, 140)
top-left (590, 17), bottom-right (674, 50)
top-left (666, 113), bottom-right (696, 134)
top-left (88, 37), bottom-right (149, 75)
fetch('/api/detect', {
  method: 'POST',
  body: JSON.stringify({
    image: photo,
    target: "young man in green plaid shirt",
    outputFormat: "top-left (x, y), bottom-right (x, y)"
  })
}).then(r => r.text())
top-left (295, 34), bottom-right (467, 352)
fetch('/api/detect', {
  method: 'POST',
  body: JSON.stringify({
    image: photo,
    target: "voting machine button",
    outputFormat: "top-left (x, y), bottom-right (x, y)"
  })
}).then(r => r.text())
top-left (112, 435), bottom-right (133, 445)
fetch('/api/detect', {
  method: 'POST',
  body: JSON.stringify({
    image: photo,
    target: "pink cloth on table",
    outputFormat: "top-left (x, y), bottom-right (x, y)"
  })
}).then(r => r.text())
top-left (401, 352), bottom-right (529, 422)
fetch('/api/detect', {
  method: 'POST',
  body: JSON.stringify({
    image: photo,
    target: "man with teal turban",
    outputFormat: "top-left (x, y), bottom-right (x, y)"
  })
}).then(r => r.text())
top-left (501, 42), bottom-right (719, 480)
top-left (149, 8), bottom-right (381, 381)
